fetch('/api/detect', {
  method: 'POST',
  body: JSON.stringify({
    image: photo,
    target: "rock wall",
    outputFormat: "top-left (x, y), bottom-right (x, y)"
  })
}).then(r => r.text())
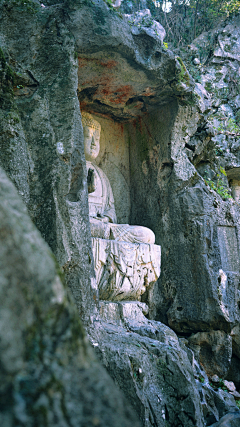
top-left (129, 102), bottom-right (240, 334)
top-left (0, 0), bottom-right (97, 323)
top-left (0, 165), bottom-right (141, 427)
top-left (1, 0), bottom-right (240, 426)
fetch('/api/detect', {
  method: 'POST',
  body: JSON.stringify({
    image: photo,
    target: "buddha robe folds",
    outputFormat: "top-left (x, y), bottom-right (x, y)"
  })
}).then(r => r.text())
top-left (87, 161), bottom-right (155, 244)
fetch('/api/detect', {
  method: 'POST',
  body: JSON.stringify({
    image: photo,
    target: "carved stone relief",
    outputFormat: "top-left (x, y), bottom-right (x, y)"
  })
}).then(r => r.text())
top-left (92, 238), bottom-right (161, 301)
top-left (82, 111), bottom-right (161, 301)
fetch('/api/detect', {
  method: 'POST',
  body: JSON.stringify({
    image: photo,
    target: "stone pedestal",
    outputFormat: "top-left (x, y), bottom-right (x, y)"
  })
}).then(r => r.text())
top-left (92, 237), bottom-right (161, 301)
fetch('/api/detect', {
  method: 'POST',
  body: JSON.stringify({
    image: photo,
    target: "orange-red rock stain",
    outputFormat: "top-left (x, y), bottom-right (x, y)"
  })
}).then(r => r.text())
top-left (78, 57), bottom-right (117, 69)
top-left (108, 85), bottom-right (134, 105)
top-left (100, 60), bottom-right (117, 69)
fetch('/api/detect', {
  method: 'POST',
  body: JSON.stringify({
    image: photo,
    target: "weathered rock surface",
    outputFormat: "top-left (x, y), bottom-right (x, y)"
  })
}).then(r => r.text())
top-left (210, 412), bottom-right (240, 427)
top-left (179, 339), bottom-right (239, 425)
top-left (1, 0), bottom-right (240, 425)
top-left (89, 302), bottom-right (205, 427)
top-left (0, 0), bottom-right (97, 324)
top-left (226, 356), bottom-right (240, 390)
top-left (128, 102), bottom-right (240, 334)
top-left (89, 301), bottom-right (240, 426)
top-left (188, 331), bottom-right (232, 378)
top-left (123, 16), bottom-right (240, 341)
top-left (123, 9), bottom-right (166, 44)
top-left (0, 165), bottom-right (141, 427)
top-left (230, 324), bottom-right (240, 359)
top-left (0, 0), bottom-right (192, 323)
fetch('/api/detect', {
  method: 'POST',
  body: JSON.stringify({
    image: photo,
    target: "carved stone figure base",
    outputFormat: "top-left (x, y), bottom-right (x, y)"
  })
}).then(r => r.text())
top-left (92, 237), bottom-right (161, 301)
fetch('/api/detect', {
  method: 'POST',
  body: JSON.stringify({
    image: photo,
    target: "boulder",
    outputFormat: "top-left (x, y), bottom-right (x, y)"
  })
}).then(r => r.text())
top-left (123, 9), bottom-right (166, 44)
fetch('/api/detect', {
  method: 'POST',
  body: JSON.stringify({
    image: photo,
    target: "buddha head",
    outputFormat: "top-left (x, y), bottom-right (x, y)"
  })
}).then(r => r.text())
top-left (82, 112), bottom-right (101, 161)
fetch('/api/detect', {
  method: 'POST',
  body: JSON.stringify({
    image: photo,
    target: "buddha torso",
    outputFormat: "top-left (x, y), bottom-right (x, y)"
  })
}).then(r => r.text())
top-left (82, 112), bottom-right (155, 245)
top-left (86, 161), bottom-right (117, 223)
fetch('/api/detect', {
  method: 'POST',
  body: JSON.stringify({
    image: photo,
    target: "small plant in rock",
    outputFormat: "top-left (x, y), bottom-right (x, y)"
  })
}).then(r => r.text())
top-left (140, 16), bottom-right (154, 27)
top-left (105, 0), bottom-right (113, 6)
top-left (205, 167), bottom-right (232, 201)
top-left (226, 117), bottom-right (240, 134)
top-left (235, 110), bottom-right (240, 125)
top-left (215, 147), bottom-right (224, 156)
top-left (213, 117), bottom-right (240, 135)
top-left (176, 56), bottom-right (190, 86)
top-left (104, 0), bottom-right (123, 14)
top-left (128, 15), bottom-right (155, 30)
top-left (218, 378), bottom-right (228, 391)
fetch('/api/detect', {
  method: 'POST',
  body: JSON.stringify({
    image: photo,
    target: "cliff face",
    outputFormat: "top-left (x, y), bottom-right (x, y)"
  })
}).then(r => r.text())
top-left (0, 165), bottom-right (141, 427)
top-left (1, 1), bottom-right (240, 426)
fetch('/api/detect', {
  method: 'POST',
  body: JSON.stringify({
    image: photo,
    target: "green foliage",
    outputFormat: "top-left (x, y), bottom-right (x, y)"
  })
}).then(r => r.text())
top-left (213, 117), bottom-right (240, 135)
top-left (7, 0), bottom-right (38, 13)
top-left (226, 117), bottom-right (240, 133)
top-left (204, 167), bottom-right (232, 200)
top-left (218, 378), bottom-right (228, 390)
top-left (209, 377), bottom-right (229, 390)
top-left (128, 14), bottom-right (155, 29)
top-left (105, 0), bottom-right (114, 6)
top-left (176, 56), bottom-right (190, 85)
top-left (142, 0), bottom-right (240, 48)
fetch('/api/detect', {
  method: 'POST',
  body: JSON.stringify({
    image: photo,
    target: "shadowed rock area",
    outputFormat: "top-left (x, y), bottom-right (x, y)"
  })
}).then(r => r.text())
top-left (0, 165), bottom-right (141, 427)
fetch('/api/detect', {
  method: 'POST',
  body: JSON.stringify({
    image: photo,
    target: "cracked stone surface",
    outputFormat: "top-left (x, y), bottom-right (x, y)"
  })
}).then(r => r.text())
top-left (0, 165), bottom-right (141, 427)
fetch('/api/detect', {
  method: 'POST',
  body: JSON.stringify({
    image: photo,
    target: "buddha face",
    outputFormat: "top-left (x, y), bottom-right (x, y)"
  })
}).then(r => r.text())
top-left (83, 125), bottom-right (100, 161)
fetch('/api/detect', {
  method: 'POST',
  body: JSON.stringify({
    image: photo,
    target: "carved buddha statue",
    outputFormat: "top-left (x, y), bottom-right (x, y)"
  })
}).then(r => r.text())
top-left (82, 112), bottom-right (155, 244)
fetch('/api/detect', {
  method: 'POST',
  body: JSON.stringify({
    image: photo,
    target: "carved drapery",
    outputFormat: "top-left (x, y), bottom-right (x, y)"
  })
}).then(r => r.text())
top-left (92, 237), bottom-right (161, 301)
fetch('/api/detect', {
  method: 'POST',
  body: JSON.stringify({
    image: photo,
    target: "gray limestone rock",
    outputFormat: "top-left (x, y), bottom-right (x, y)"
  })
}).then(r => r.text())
top-left (89, 301), bottom-right (205, 427)
top-left (0, 0), bottom-right (193, 325)
top-left (128, 103), bottom-right (240, 334)
top-left (1, 1), bottom-right (240, 425)
top-left (176, 334), bottom-right (239, 425)
top-left (0, 165), bottom-right (141, 427)
top-left (188, 331), bottom-right (232, 378)
top-left (198, 385), bottom-right (239, 426)
top-left (0, 0), bottom-right (97, 323)
top-left (123, 9), bottom-right (166, 44)
top-left (209, 412), bottom-right (240, 427)
top-left (226, 356), bottom-right (240, 390)
top-left (230, 325), bottom-right (240, 359)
